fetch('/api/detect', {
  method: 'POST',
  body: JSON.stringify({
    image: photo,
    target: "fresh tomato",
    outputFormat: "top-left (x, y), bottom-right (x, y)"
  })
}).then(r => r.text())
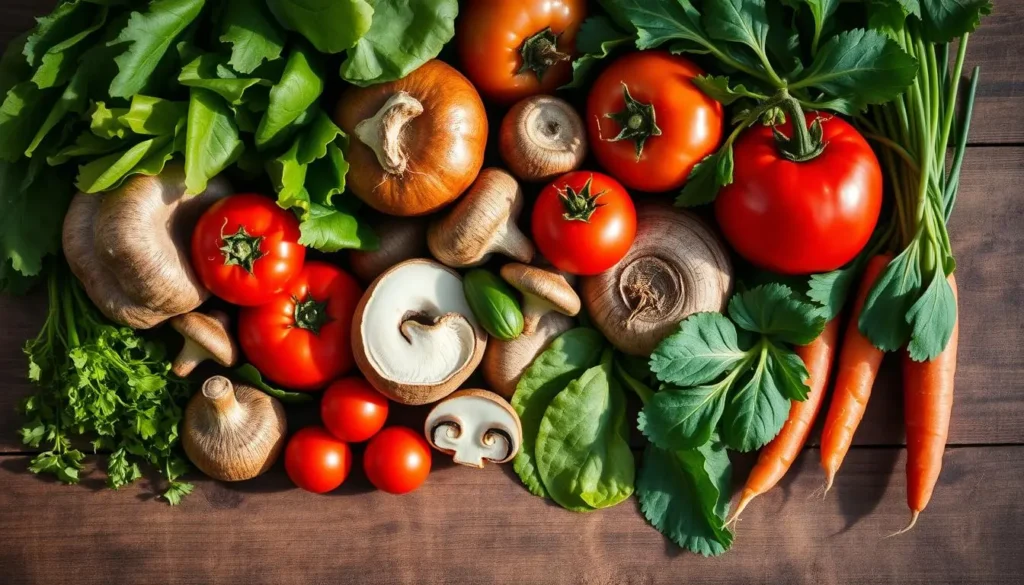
top-left (715, 112), bottom-right (883, 275)
top-left (285, 427), bottom-right (352, 494)
top-left (457, 0), bottom-right (586, 104)
top-left (532, 171), bottom-right (637, 276)
top-left (363, 427), bottom-right (431, 495)
top-left (238, 262), bottom-right (362, 390)
top-left (191, 193), bottom-right (305, 306)
top-left (321, 378), bottom-right (389, 443)
top-left (587, 51), bottom-right (723, 192)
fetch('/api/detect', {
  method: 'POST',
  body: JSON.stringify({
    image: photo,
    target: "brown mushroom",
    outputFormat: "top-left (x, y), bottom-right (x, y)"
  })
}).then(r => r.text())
top-left (62, 165), bottom-right (230, 329)
top-left (427, 168), bottom-right (535, 268)
top-left (348, 216), bottom-right (428, 284)
top-left (183, 376), bottom-right (287, 482)
top-left (500, 95), bottom-right (586, 182)
top-left (169, 311), bottom-right (239, 378)
top-left (482, 311), bottom-right (575, 399)
top-left (424, 389), bottom-right (523, 467)
top-left (581, 201), bottom-right (733, 356)
top-left (500, 263), bottom-right (580, 335)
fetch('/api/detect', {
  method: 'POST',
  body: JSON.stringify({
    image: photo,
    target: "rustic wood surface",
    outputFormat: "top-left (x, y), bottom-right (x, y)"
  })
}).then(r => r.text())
top-left (1, 1), bottom-right (1022, 584)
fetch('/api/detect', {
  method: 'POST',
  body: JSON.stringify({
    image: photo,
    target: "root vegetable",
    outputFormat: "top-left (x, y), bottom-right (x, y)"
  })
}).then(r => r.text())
top-left (62, 165), bottom-right (231, 329)
top-left (427, 168), bottom-right (535, 268)
top-left (580, 202), bottom-right (732, 355)
top-left (349, 216), bottom-right (428, 283)
top-left (500, 95), bottom-right (586, 182)
top-left (336, 60), bottom-right (488, 217)
top-left (500, 263), bottom-right (580, 336)
top-left (183, 376), bottom-right (287, 482)
top-left (482, 311), bottom-right (575, 399)
top-left (170, 310), bottom-right (239, 378)
top-left (352, 259), bottom-right (487, 405)
top-left (424, 389), bottom-right (523, 467)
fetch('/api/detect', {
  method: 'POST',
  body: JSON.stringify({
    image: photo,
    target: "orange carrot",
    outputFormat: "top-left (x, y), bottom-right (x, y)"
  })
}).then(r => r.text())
top-left (898, 275), bottom-right (959, 533)
top-left (728, 318), bottom-right (840, 523)
top-left (820, 253), bottom-right (893, 491)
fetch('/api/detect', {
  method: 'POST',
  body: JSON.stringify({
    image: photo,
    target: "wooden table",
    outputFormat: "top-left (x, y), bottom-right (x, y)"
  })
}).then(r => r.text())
top-left (2, 2), bottom-right (1022, 584)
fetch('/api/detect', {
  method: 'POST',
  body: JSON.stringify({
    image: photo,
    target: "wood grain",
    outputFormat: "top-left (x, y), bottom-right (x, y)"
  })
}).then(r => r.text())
top-left (0, 446), bottom-right (1020, 585)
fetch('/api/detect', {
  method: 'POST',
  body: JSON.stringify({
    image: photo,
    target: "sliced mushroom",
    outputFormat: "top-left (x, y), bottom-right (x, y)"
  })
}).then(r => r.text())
top-left (352, 259), bottom-right (488, 405)
top-left (500, 95), bottom-right (586, 182)
top-left (424, 389), bottom-right (522, 467)
top-left (170, 310), bottom-right (239, 378)
top-left (427, 168), bottom-right (535, 268)
top-left (500, 263), bottom-right (580, 335)
top-left (348, 216), bottom-right (428, 283)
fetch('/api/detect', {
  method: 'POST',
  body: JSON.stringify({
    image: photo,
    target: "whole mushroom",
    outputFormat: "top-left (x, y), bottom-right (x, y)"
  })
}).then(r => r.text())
top-left (427, 168), bottom-right (535, 268)
top-left (183, 376), bottom-right (287, 482)
top-left (62, 165), bottom-right (230, 329)
top-left (169, 310), bottom-right (239, 378)
top-left (500, 263), bottom-right (581, 335)
top-left (482, 311), bottom-right (575, 399)
top-left (424, 389), bottom-right (523, 468)
top-left (352, 259), bottom-right (488, 405)
top-left (500, 95), bottom-right (586, 182)
top-left (581, 201), bottom-right (733, 356)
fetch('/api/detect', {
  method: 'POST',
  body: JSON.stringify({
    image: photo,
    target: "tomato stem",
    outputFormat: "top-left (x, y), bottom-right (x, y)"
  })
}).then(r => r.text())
top-left (219, 223), bottom-right (265, 274)
top-left (770, 89), bottom-right (826, 163)
top-left (558, 176), bottom-right (606, 222)
top-left (518, 28), bottom-right (569, 82)
top-left (293, 295), bottom-right (330, 335)
top-left (602, 83), bottom-right (662, 161)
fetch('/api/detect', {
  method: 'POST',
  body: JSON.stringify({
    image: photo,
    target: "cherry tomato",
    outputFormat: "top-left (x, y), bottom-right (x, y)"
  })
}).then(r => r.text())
top-left (321, 378), bottom-right (389, 443)
top-left (363, 427), bottom-right (431, 495)
top-left (532, 171), bottom-right (637, 275)
top-left (192, 194), bottom-right (305, 306)
top-left (587, 51), bottom-right (724, 192)
top-left (457, 0), bottom-right (587, 104)
top-left (285, 427), bottom-right (352, 494)
top-left (238, 262), bottom-right (362, 390)
top-left (715, 113), bottom-right (883, 275)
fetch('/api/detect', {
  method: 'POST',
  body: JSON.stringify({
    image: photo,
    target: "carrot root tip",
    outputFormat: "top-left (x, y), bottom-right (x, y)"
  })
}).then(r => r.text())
top-left (885, 510), bottom-right (920, 538)
top-left (726, 495), bottom-right (753, 528)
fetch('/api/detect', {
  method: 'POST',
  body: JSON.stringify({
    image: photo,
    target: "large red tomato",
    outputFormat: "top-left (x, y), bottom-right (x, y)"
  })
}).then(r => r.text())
top-left (532, 171), bottom-right (637, 276)
top-left (238, 262), bottom-right (362, 390)
top-left (715, 113), bottom-right (883, 275)
top-left (457, 0), bottom-right (586, 104)
top-left (285, 427), bottom-right (352, 494)
top-left (587, 51), bottom-right (723, 192)
top-left (363, 427), bottom-right (431, 495)
top-left (192, 194), bottom-right (305, 306)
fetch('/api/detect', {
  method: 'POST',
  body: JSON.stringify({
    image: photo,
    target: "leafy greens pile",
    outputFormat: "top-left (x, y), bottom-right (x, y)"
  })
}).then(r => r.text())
top-left (0, 0), bottom-right (459, 293)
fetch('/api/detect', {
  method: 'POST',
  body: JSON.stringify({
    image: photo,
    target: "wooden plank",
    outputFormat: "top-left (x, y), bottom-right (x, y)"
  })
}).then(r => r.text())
top-left (0, 446), bottom-right (1019, 585)
top-left (0, 1), bottom-right (1022, 144)
top-left (2, 145), bottom-right (1021, 451)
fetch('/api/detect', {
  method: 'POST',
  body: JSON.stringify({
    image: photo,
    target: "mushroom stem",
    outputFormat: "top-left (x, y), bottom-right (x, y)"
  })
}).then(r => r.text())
top-left (201, 376), bottom-right (243, 420)
top-left (172, 341), bottom-right (214, 378)
top-left (354, 91), bottom-right (424, 176)
top-left (493, 221), bottom-right (536, 264)
top-left (520, 299), bottom-right (552, 336)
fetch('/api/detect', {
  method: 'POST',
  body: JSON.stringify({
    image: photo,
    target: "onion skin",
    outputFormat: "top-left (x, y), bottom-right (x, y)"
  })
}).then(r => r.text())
top-left (581, 201), bottom-right (733, 356)
top-left (336, 60), bottom-right (488, 217)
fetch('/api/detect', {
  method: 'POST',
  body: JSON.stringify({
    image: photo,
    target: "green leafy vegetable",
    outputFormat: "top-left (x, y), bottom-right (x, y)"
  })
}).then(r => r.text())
top-left (0, 159), bottom-right (74, 278)
top-left (565, 15), bottom-right (633, 88)
top-left (234, 364), bottom-right (313, 404)
top-left (298, 201), bottom-right (378, 252)
top-left (219, 0), bottom-right (286, 74)
top-left (178, 53), bottom-right (268, 105)
top-left (184, 88), bottom-right (244, 194)
top-left (108, 0), bottom-right (206, 98)
top-left (256, 43), bottom-right (324, 149)
top-left (266, 0), bottom-right (373, 54)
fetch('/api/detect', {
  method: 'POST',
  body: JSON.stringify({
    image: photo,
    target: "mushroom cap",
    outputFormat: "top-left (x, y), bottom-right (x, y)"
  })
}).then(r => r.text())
top-left (424, 389), bottom-right (523, 467)
top-left (352, 259), bottom-right (488, 405)
top-left (170, 311), bottom-right (238, 366)
top-left (427, 168), bottom-right (535, 268)
top-left (500, 95), bottom-right (586, 182)
top-left (500, 263), bottom-right (581, 317)
top-left (349, 215), bottom-right (428, 283)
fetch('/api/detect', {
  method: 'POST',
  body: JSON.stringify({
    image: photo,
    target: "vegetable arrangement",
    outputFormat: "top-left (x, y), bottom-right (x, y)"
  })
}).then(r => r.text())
top-left (0, 0), bottom-right (990, 557)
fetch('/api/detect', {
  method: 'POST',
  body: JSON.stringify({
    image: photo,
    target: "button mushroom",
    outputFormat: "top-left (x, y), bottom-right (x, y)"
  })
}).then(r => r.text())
top-left (183, 375), bottom-right (287, 482)
top-left (500, 263), bottom-right (581, 335)
top-left (424, 389), bottom-right (523, 468)
top-left (62, 165), bottom-right (230, 329)
top-left (500, 95), bottom-right (586, 182)
top-left (427, 168), bottom-right (535, 268)
top-left (482, 311), bottom-right (575, 399)
top-left (352, 259), bottom-right (488, 405)
top-left (581, 201), bottom-right (734, 356)
top-left (169, 311), bottom-right (240, 378)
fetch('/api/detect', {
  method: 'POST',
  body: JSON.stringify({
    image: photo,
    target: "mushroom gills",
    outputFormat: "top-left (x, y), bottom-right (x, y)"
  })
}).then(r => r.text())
top-left (428, 394), bottom-right (519, 467)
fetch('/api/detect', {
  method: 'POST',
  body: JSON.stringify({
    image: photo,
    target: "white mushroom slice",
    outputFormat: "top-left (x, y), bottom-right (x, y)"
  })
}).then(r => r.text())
top-left (353, 259), bottom-right (488, 405)
top-left (424, 389), bottom-right (523, 467)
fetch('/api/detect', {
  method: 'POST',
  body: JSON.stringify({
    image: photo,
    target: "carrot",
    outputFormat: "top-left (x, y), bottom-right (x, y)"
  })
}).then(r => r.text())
top-left (820, 253), bottom-right (893, 491)
top-left (897, 275), bottom-right (959, 533)
top-left (728, 318), bottom-right (840, 523)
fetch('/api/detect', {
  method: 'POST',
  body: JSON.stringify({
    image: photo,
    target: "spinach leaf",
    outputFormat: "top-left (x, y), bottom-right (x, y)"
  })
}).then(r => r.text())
top-left (565, 15), bottom-right (633, 89)
top-left (649, 312), bottom-right (747, 386)
top-left (637, 440), bottom-right (733, 556)
top-left (640, 383), bottom-right (728, 451)
top-left (179, 53), bottom-right (268, 105)
top-left (256, 44), bottom-right (324, 149)
top-left (512, 328), bottom-right (606, 498)
top-left (728, 283), bottom-right (826, 345)
top-left (109, 0), bottom-right (206, 98)
top-left (185, 88), bottom-right (244, 195)
top-left (25, 68), bottom-right (90, 158)
top-left (535, 350), bottom-right (634, 510)
top-left (0, 159), bottom-right (74, 278)
top-left (234, 364), bottom-right (313, 404)
top-left (219, 0), bottom-right (286, 74)
top-left (720, 346), bottom-right (791, 452)
top-left (299, 200), bottom-right (378, 253)
top-left (30, 3), bottom-right (108, 91)
top-left (0, 82), bottom-right (51, 162)
top-left (267, 0), bottom-right (373, 54)
top-left (340, 0), bottom-right (458, 87)
top-left (921, 0), bottom-right (991, 43)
